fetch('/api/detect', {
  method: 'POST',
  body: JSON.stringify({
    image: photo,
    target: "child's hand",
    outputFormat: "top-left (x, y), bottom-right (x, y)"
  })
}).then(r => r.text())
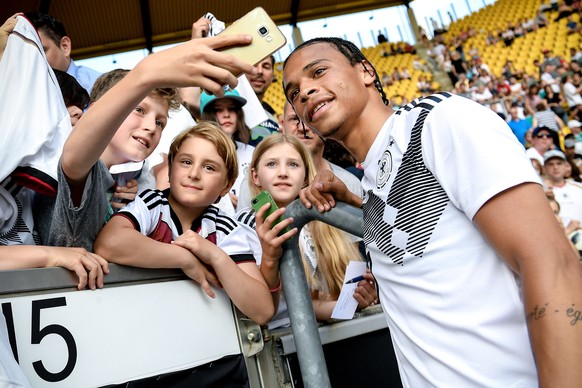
top-left (47, 247), bottom-right (110, 291)
top-left (255, 203), bottom-right (297, 266)
top-left (353, 270), bottom-right (378, 310)
top-left (180, 253), bottom-right (221, 299)
top-left (110, 179), bottom-right (138, 209)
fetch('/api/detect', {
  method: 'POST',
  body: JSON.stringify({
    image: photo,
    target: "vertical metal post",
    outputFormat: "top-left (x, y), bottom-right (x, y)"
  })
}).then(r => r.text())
top-left (281, 201), bottom-right (363, 388)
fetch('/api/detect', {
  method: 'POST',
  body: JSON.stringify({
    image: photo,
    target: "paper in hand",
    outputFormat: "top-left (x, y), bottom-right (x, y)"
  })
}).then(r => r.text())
top-left (331, 261), bottom-right (367, 320)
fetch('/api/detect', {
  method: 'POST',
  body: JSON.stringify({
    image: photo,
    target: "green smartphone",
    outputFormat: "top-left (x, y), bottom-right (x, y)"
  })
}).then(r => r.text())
top-left (251, 191), bottom-right (291, 235)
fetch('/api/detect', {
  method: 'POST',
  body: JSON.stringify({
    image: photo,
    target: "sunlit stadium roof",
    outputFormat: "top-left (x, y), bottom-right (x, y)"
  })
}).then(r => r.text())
top-left (2, 0), bottom-right (406, 59)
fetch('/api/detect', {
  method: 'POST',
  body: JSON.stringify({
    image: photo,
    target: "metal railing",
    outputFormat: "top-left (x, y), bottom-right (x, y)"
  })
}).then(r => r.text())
top-left (281, 200), bottom-right (363, 388)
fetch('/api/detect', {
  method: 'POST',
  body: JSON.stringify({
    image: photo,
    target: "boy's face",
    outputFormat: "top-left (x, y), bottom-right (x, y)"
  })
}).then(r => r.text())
top-left (106, 95), bottom-right (168, 166)
top-left (283, 43), bottom-right (370, 143)
top-left (169, 137), bottom-right (232, 209)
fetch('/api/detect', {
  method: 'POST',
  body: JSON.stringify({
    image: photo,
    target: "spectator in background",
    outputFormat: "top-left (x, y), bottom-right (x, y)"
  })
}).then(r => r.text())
top-left (245, 55), bottom-right (280, 146)
top-left (381, 71), bottom-right (393, 87)
top-left (200, 89), bottom-right (255, 214)
top-left (53, 68), bottom-right (90, 128)
top-left (507, 106), bottom-right (532, 146)
top-left (377, 30), bottom-right (387, 44)
top-left (525, 84), bottom-right (543, 115)
top-left (25, 12), bottom-right (101, 93)
top-left (543, 150), bottom-right (582, 227)
top-left (568, 119), bottom-right (582, 142)
top-left (543, 84), bottom-right (567, 120)
top-left (561, 73), bottom-right (582, 121)
top-left (526, 126), bottom-right (555, 165)
top-left (534, 100), bottom-right (565, 135)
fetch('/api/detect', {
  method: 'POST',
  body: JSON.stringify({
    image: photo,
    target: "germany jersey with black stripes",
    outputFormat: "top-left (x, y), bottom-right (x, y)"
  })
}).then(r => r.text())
top-left (361, 93), bottom-right (539, 386)
top-left (116, 188), bottom-right (256, 264)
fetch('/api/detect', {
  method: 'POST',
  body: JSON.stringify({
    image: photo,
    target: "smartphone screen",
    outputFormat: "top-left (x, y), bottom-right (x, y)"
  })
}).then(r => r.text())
top-left (251, 191), bottom-right (291, 235)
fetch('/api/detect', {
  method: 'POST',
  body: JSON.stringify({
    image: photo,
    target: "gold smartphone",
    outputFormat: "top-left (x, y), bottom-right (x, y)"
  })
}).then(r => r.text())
top-left (218, 7), bottom-right (287, 68)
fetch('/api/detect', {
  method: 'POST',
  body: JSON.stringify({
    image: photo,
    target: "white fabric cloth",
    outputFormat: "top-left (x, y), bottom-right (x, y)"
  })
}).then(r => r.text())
top-left (361, 93), bottom-right (539, 387)
top-left (0, 313), bottom-right (31, 388)
top-left (553, 180), bottom-right (582, 225)
top-left (0, 16), bottom-right (71, 192)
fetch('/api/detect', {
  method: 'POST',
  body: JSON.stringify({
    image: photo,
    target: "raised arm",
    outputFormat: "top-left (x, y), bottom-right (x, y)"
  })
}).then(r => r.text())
top-left (61, 33), bottom-right (255, 184)
top-left (473, 182), bottom-right (582, 387)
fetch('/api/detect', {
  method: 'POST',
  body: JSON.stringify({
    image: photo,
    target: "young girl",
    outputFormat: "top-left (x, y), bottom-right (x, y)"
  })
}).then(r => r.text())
top-left (237, 133), bottom-right (376, 325)
top-left (200, 88), bottom-right (254, 214)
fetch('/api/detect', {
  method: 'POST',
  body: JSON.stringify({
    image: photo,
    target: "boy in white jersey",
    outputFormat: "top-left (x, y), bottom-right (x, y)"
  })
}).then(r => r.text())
top-left (95, 123), bottom-right (274, 325)
top-left (283, 37), bottom-right (582, 387)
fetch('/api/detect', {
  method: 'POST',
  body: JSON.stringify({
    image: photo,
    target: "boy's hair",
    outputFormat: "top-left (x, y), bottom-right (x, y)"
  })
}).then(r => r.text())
top-left (168, 121), bottom-right (239, 186)
top-left (90, 69), bottom-right (181, 111)
top-left (249, 133), bottom-right (363, 298)
top-left (201, 102), bottom-right (251, 144)
top-left (53, 68), bottom-right (90, 110)
top-left (283, 37), bottom-right (389, 106)
top-left (24, 12), bottom-right (66, 46)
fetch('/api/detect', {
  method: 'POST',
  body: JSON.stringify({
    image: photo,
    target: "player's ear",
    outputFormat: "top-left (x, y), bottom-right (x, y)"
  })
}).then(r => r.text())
top-left (360, 60), bottom-right (376, 86)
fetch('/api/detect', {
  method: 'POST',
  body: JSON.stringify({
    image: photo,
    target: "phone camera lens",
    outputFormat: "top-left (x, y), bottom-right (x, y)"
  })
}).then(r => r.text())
top-left (258, 26), bottom-right (269, 36)
top-left (252, 199), bottom-right (257, 204)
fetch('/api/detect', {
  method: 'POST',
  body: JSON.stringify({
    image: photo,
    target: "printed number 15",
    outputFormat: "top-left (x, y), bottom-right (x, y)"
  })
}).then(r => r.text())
top-left (2, 297), bottom-right (77, 382)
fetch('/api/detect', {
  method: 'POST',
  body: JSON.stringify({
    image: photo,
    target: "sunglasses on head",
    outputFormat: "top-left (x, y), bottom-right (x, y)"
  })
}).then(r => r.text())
top-left (535, 133), bottom-right (552, 139)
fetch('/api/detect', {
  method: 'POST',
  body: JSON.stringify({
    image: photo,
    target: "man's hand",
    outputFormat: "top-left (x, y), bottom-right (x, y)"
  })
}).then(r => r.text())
top-left (299, 170), bottom-right (359, 212)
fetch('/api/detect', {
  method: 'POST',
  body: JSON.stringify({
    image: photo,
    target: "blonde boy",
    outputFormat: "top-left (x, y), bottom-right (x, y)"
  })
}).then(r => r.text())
top-left (95, 123), bottom-right (274, 325)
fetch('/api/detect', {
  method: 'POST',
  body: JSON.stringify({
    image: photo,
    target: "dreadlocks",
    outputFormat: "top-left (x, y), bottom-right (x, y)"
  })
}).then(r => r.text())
top-left (283, 37), bottom-right (390, 107)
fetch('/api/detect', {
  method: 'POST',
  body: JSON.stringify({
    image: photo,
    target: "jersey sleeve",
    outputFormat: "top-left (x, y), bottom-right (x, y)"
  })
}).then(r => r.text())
top-left (421, 96), bottom-right (541, 219)
top-left (115, 189), bottom-right (160, 235)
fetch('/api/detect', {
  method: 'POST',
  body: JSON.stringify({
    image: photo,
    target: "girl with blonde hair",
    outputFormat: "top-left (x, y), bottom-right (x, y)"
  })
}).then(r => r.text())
top-left (237, 133), bottom-right (376, 323)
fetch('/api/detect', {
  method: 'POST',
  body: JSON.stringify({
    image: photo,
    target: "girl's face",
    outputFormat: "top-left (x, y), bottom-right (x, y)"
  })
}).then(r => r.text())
top-left (213, 99), bottom-right (239, 137)
top-left (251, 143), bottom-right (307, 208)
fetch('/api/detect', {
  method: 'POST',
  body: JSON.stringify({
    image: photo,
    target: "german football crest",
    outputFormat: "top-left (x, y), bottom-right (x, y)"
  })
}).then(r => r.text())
top-left (376, 149), bottom-right (392, 189)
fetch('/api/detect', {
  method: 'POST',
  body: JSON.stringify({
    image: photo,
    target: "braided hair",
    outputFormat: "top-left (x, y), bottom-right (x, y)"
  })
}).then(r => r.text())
top-left (283, 37), bottom-right (390, 107)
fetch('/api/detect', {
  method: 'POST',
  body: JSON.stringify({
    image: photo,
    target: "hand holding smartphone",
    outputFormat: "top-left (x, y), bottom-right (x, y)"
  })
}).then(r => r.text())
top-left (251, 191), bottom-right (292, 235)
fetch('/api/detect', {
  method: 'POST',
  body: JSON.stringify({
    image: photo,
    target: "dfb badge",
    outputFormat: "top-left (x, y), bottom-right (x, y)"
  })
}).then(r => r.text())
top-left (376, 149), bottom-right (392, 189)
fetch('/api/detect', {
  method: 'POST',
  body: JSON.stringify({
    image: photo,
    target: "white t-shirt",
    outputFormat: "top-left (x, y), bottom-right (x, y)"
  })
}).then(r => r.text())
top-left (552, 180), bottom-right (582, 225)
top-left (361, 93), bottom-right (539, 387)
